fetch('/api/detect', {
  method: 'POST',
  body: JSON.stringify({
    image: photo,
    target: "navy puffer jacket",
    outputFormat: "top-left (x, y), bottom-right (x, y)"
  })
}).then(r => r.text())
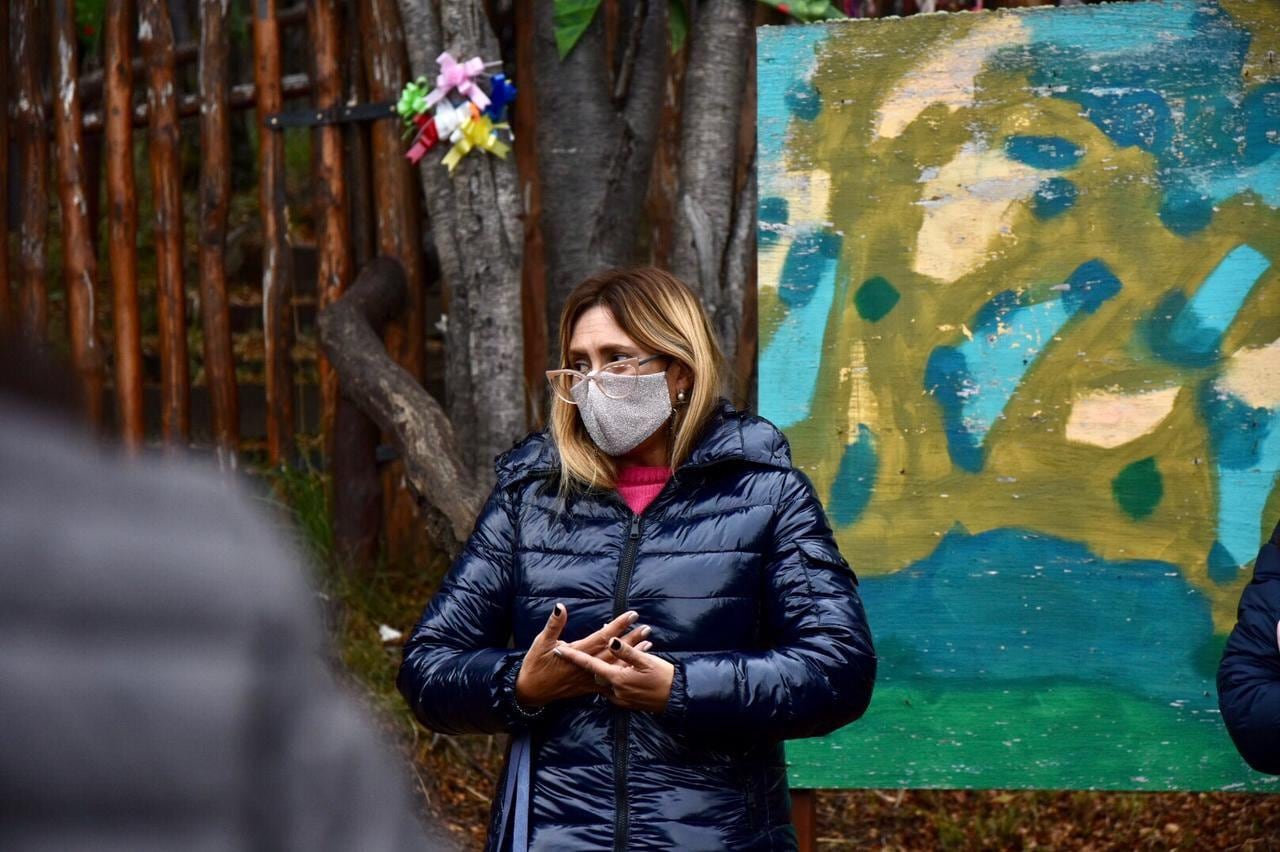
top-left (1218, 519), bottom-right (1280, 775)
top-left (398, 397), bottom-right (876, 851)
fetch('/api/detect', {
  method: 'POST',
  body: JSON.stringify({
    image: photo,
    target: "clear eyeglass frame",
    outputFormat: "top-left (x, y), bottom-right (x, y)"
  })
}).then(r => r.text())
top-left (545, 353), bottom-right (668, 405)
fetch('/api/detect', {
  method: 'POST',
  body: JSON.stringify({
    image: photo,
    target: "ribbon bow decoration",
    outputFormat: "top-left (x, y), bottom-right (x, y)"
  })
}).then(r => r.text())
top-left (426, 51), bottom-right (490, 111)
top-left (485, 73), bottom-right (518, 122)
top-left (405, 114), bottom-right (439, 164)
top-left (396, 77), bottom-right (432, 123)
top-left (442, 112), bottom-right (510, 173)
top-left (407, 102), bottom-right (479, 165)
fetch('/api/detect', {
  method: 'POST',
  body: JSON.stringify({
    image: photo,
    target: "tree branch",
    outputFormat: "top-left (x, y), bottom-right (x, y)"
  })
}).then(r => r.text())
top-left (722, 148), bottom-right (756, 356)
top-left (611, 0), bottom-right (648, 106)
top-left (317, 257), bottom-right (484, 556)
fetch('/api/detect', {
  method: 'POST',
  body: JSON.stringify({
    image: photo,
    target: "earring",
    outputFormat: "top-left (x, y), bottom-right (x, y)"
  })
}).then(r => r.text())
top-left (676, 388), bottom-right (688, 404)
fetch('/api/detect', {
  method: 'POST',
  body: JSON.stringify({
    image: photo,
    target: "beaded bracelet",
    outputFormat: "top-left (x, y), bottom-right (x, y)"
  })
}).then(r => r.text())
top-left (502, 657), bottom-right (547, 721)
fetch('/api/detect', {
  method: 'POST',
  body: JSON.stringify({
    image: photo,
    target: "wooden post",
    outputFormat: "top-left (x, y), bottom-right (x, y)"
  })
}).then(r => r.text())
top-left (332, 0), bottom-right (382, 568)
top-left (357, 0), bottom-right (425, 559)
top-left (51, 0), bottom-right (106, 429)
top-left (356, 0), bottom-right (424, 384)
top-left (14, 0), bottom-right (48, 341)
top-left (343, 0), bottom-right (375, 276)
top-left (514, 0), bottom-right (549, 429)
top-left (104, 0), bottom-right (145, 449)
top-left (140, 0), bottom-right (191, 445)
top-left (307, 0), bottom-right (353, 462)
top-left (791, 788), bottom-right (817, 852)
top-left (198, 0), bottom-right (241, 464)
top-left (0, 1), bottom-right (10, 332)
top-left (251, 0), bottom-right (296, 466)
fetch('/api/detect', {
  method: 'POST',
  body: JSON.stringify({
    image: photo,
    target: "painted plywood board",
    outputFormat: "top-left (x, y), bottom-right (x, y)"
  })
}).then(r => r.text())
top-left (758, 0), bottom-right (1280, 791)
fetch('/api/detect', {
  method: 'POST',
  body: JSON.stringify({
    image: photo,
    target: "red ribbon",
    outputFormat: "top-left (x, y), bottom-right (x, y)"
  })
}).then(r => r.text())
top-left (405, 113), bottom-right (441, 164)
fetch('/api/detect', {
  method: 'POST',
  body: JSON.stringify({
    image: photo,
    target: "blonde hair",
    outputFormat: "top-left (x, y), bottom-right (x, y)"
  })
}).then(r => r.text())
top-left (549, 267), bottom-right (730, 499)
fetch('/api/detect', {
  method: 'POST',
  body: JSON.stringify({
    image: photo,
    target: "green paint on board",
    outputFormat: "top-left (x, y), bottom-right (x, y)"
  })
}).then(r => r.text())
top-left (854, 276), bottom-right (900, 323)
top-left (1112, 457), bottom-right (1164, 520)
top-left (786, 683), bottom-right (1275, 791)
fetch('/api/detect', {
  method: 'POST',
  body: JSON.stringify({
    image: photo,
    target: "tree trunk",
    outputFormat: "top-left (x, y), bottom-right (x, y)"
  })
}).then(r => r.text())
top-left (395, 0), bottom-right (527, 487)
top-left (671, 0), bottom-right (754, 365)
top-left (532, 0), bottom-right (667, 359)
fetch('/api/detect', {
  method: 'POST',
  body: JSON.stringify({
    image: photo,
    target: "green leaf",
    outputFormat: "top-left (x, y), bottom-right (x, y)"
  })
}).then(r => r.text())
top-left (669, 0), bottom-right (689, 54)
top-left (757, 0), bottom-right (847, 23)
top-left (554, 0), bottom-right (605, 60)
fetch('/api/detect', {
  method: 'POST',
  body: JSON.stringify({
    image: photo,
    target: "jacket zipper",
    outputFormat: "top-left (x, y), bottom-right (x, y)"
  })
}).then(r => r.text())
top-left (611, 511), bottom-right (642, 852)
top-left (606, 462), bottom-right (712, 852)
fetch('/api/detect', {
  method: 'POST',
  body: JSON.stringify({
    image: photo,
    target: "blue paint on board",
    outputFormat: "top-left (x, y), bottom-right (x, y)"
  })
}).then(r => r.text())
top-left (859, 527), bottom-right (1215, 705)
top-left (1004, 135), bottom-right (1085, 169)
top-left (776, 230), bottom-right (842, 310)
top-left (785, 79), bottom-right (822, 121)
top-left (759, 228), bottom-right (843, 430)
top-left (1206, 156), bottom-right (1280, 209)
top-left (1208, 540), bottom-right (1243, 585)
top-left (1243, 83), bottom-right (1280, 167)
top-left (995, 0), bottom-right (1275, 235)
top-left (758, 196), bottom-right (790, 248)
top-left (830, 425), bottom-right (878, 526)
top-left (1160, 182), bottom-right (1217, 236)
top-left (1016, 0), bottom-right (1203, 53)
top-left (1061, 257), bottom-right (1122, 315)
top-left (757, 25), bottom-right (829, 186)
top-left (1152, 245), bottom-right (1272, 364)
top-left (1031, 177), bottom-right (1078, 219)
top-left (1200, 383), bottom-right (1280, 568)
top-left (927, 260), bottom-right (1121, 472)
top-left (1075, 89), bottom-right (1174, 154)
top-left (1172, 241), bottom-right (1274, 337)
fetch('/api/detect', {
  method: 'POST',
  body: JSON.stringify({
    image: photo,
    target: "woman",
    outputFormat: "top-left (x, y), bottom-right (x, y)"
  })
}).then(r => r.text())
top-left (398, 267), bottom-right (876, 851)
top-left (1218, 518), bottom-right (1280, 775)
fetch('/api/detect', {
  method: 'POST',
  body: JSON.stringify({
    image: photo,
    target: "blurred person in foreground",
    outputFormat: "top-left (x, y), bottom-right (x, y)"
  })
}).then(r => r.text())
top-left (398, 267), bottom-right (877, 851)
top-left (0, 335), bottom-right (454, 851)
top-left (1218, 518), bottom-right (1280, 775)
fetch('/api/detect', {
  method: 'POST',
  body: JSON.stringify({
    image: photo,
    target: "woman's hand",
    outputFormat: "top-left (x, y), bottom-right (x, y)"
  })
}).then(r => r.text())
top-left (553, 637), bottom-right (675, 713)
top-left (514, 604), bottom-right (652, 707)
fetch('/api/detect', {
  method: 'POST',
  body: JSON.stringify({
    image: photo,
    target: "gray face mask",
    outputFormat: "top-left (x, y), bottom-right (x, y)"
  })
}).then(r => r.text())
top-left (571, 370), bottom-right (672, 456)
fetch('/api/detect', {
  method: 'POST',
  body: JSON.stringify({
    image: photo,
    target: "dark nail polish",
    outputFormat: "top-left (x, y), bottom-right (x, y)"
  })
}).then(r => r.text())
top-left (609, 637), bottom-right (622, 651)
top-left (553, 603), bottom-right (564, 617)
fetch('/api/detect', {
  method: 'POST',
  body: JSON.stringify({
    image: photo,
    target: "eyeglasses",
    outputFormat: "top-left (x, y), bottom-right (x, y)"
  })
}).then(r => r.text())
top-left (545, 354), bottom-right (668, 405)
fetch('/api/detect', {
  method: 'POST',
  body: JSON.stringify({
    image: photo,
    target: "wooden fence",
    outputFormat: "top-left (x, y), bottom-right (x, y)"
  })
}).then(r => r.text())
top-left (1, 0), bottom-right (442, 477)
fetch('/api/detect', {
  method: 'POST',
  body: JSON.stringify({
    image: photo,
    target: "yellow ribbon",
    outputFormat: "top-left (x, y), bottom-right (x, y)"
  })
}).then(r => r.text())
top-left (442, 114), bottom-right (511, 173)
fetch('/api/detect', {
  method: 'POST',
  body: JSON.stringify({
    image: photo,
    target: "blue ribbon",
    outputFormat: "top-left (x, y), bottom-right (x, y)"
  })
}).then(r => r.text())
top-left (495, 732), bottom-right (531, 852)
top-left (485, 74), bottom-right (518, 121)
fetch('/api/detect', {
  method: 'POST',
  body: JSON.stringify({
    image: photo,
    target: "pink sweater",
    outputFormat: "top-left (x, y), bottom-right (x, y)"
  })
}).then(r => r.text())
top-left (615, 463), bottom-right (672, 514)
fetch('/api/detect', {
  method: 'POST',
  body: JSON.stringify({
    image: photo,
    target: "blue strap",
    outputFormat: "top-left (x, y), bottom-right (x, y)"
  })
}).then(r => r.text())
top-left (495, 733), bottom-right (532, 852)
top-left (514, 732), bottom-right (531, 851)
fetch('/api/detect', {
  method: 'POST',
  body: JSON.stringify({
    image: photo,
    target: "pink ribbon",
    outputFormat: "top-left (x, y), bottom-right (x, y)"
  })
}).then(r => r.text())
top-left (424, 51), bottom-right (490, 111)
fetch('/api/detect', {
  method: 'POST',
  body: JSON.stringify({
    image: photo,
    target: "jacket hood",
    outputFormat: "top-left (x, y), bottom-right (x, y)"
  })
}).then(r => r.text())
top-left (493, 396), bottom-right (793, 490)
